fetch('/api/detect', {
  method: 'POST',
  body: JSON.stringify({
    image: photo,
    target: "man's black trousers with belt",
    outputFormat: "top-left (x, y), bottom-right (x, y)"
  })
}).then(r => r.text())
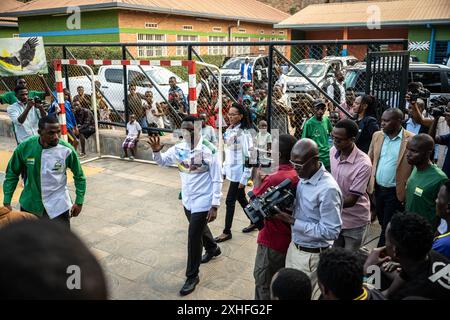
top-left (184, 207), bottom-right (218, 279)
top-left (375, 184), bottom-right (404, 247)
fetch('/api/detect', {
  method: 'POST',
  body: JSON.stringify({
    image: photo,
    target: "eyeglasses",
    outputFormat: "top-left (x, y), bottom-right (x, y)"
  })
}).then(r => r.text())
top-left (290, 157), bottom-right (316, 170)
top-left (331, 135), bottom-right (350, 143)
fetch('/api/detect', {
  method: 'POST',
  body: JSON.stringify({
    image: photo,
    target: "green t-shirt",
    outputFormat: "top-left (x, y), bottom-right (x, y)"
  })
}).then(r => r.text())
top-left (0, 90), bottom-right (45, 105)
top-left (301, 116), bottom-right (333, 168)
top-left (405, 164), bottom-right (448, 224)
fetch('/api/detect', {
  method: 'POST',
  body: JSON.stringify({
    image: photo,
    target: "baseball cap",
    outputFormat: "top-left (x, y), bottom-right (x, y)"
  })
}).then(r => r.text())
top-left (312, 100), bottom-right (326, 109)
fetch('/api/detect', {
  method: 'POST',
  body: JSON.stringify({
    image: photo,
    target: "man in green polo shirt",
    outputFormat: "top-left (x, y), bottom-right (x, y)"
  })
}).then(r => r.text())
top-left (302, 99), bottom-right (333, 171)
top-left (0, 76), bottom-right (50, 105)
top-left (405, 134), bottom-right (447, 227)
top-left (3, 115), bottom-right (86, 228)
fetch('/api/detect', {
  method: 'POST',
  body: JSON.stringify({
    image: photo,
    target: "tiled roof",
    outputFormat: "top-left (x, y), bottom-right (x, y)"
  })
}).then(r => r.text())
top-left (276, 0), bottom-right (450, 29)
top-left (2, 0), bottom-right (289, 24)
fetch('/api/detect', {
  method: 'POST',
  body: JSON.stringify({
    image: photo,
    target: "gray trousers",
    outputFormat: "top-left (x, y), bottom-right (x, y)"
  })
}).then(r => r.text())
top-left (253, 244), bottom-right (286, 300)
top-left (333, 224), bottom-right (369, 252)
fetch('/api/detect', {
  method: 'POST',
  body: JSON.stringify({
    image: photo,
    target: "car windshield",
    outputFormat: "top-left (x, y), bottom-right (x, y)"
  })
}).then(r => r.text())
top-left (344, 70), bottom-right (360, 88)
top-left (145, 68), bottom-right (183, 85)
top-left (222, 58), bottom-right (251, 69)
top-left (287, 63), bottom-right (327, 78)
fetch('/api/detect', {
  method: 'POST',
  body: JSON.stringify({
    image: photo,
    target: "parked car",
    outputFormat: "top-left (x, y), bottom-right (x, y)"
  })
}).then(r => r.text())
top-left (322, 55), bottom-right (359, 69)
top-left (64, 65), bottom-right (188, 112)
top-left (344, 62), bottom-right (450, 100)
top-left (216, 55), bottom-right (269, 98)
top-left (286, 60), bottom-right (335, 98)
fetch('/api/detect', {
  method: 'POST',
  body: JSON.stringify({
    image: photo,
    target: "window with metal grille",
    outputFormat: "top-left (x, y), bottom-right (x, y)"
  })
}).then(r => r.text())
top-left (137, 34), bottom-right (167, 57)
top-left (234, 37), bottom-right (250, 55)
top-left (208, 36), bottom-right (227, 55)
top-left (176, 35), bottom-right (198, 56)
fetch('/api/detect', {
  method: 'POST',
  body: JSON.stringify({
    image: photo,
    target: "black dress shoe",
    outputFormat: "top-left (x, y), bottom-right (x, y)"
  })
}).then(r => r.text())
top-left (242, 224), bottom-right (257, 233)
top-left (179, 276), bottom-right (200, 296)
top-left (201, 247), bottom-right (221, 264)
top-left (214, 233), bottom-right (232, 243)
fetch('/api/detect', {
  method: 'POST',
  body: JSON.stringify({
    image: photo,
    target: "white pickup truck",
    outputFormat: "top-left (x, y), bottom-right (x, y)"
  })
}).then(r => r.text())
top-left (64, 65), bottom-right (188, 111)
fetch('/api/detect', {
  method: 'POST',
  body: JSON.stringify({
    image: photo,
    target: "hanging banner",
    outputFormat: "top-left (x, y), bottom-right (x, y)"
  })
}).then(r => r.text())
top-left (0, 37), bottom-right (48, 77)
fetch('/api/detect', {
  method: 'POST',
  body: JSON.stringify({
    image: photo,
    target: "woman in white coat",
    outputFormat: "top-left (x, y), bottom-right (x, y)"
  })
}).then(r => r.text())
top-left (214, 103), bottom-right (255, 242)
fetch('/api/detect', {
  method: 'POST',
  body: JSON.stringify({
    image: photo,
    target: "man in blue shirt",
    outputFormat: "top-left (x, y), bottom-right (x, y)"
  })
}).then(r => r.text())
top-left (168, 76), bottom-right (187, 115)
top-left (48, 89), bottom-right (78, 150)
top-left (239, 57), bottom-right (253, 98)
top-left (275, 138), bottom-right (342, 298)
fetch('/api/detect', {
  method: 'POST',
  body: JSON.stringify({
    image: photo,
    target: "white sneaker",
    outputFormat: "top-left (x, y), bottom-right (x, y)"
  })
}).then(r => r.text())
top-left (129, 156), bottom-right (135, 160)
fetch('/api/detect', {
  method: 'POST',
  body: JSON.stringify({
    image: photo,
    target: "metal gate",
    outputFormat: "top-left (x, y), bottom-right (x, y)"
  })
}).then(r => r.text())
top-left (365, 50), bottom-right (410, 119)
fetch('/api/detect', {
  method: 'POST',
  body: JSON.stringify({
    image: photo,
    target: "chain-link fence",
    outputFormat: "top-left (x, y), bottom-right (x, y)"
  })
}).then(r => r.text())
top-left (0, 39), bottom-right (408, 136)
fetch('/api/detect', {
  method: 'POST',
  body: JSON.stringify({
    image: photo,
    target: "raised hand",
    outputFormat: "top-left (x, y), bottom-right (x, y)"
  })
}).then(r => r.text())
top-left (147, 135), bottom-right (163, 152)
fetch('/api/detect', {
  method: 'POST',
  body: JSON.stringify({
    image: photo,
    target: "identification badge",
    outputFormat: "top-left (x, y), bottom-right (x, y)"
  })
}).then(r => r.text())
top-left (414, 187), bottom-right (423, 197)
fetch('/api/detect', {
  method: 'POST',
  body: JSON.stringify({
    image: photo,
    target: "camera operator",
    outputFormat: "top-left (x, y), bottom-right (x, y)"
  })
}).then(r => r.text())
top-left (274, 138), bottom-right (343, 297)
top-left (428, 96), bottom-right (450, 178)
top-left (7, 85), bottom-right (47, 144)
top-left (252, 134), bottom-right (299, 300)
top-left (405, 97), bottom-right (432, 134)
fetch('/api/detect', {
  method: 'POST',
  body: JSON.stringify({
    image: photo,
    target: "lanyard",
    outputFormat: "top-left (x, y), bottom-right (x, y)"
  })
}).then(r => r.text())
top-left (354, 288), bottom-right (368, 300)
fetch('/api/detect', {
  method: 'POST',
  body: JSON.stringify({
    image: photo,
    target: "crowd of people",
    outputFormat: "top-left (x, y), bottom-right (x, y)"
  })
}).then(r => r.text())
top-left (145, 79), bottom-right (450, 299)
top-left (2, 69), bottom-right (450, 301)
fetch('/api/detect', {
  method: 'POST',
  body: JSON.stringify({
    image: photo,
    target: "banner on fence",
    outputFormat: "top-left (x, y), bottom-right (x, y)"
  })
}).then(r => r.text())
top-left (0, 37), bottom-right (48, 77)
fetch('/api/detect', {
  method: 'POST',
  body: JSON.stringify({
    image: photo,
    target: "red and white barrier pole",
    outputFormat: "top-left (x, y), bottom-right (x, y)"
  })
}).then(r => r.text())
top-left (54, 61), bottom-right (67, 142)
top-left (187, 60), bottom-right (197, 115)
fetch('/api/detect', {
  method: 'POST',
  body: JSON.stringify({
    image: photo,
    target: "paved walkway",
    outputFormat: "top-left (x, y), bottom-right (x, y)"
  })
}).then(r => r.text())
top-left (0, 136), bottom-right (380, 300)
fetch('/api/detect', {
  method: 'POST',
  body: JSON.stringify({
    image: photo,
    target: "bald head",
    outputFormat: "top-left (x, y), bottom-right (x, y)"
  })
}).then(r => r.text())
top-left (292, 138), bottom-right (319, 159)
top-left (406, 133), bottom-right (435, 167)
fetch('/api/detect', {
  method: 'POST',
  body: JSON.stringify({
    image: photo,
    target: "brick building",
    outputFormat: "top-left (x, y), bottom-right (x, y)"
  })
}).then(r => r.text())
top-left (276, 0), bottom-right (450, 63)
top-left (1, 0), bottom-right (290, 57)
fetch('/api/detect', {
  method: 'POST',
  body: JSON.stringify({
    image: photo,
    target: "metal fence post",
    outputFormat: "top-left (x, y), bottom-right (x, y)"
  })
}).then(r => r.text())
top-left (62, 46), bottom-right (70, 91)
top-left (266, 44), bottom-right (274, 132)
top-left (122, 45), bottom-right (129, 126)
top-left (187, 44), bottom-right (192, 61)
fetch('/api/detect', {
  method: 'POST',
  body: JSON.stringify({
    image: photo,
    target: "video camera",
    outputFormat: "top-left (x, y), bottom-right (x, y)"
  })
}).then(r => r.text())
top-left (427, 95), bottom-right (449, 118)
top-left (408, 82), bottom-right (431, 103)
top-left (244, 178), bottom-right (295, 230)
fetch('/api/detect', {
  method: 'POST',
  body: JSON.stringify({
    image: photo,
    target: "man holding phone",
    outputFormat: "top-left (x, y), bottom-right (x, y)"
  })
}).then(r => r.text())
top-left (7, 85), bottom-right (47, 144)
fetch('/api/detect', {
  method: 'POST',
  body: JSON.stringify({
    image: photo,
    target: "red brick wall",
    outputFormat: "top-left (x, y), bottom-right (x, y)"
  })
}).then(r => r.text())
top-left (118, 10), bottom-right (289, 57)
top-left (302, 27), bottom-right (407, 60)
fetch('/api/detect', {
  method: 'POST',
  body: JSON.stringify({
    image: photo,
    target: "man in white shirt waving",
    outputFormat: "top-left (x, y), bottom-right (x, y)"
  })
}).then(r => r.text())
top-left (148, 116), bottom-right (223, 296)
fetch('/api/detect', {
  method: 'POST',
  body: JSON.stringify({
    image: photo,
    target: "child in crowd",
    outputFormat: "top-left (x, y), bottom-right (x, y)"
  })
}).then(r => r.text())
top-left (121, 114), bottom-right (141, 160)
